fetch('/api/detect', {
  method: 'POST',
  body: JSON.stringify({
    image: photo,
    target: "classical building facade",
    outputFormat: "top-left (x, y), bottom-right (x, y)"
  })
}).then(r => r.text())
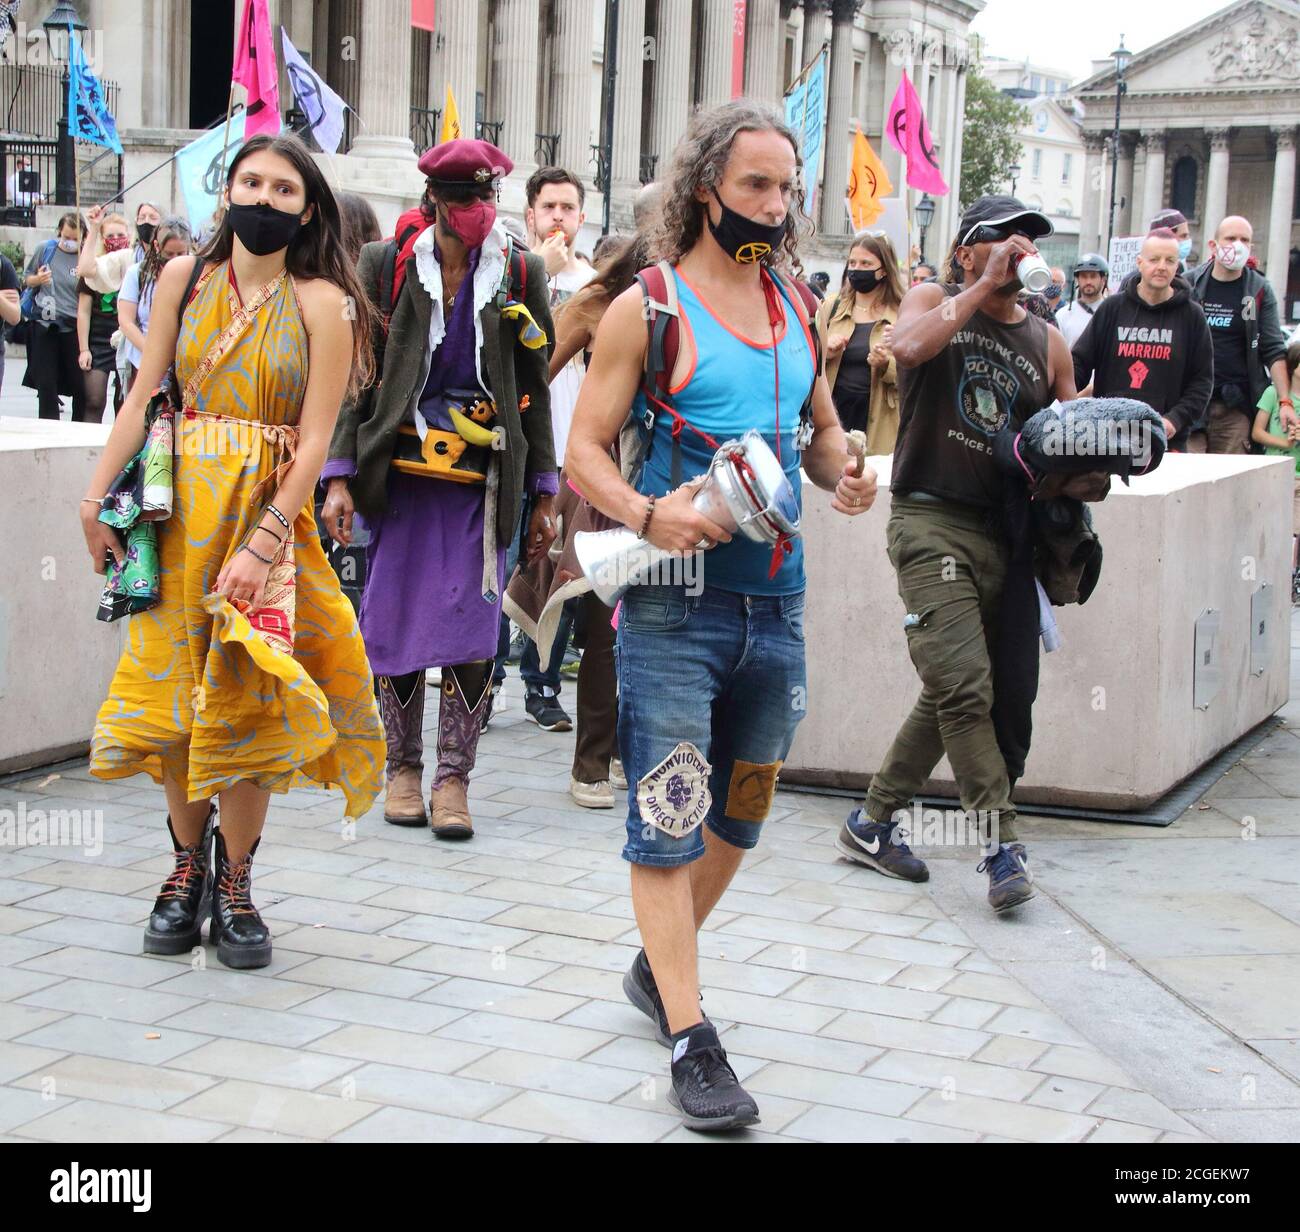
top-left (1076, 0), bottom-right (1300, 315)
top-left (1007, 92), bottom-right (1086, 271)
top-left (8, 0), bottom-right (980, 275)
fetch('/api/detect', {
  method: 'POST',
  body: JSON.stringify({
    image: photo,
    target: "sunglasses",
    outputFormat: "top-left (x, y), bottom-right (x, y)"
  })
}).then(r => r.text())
top-left (959, 223), bottom-right (1038, 247)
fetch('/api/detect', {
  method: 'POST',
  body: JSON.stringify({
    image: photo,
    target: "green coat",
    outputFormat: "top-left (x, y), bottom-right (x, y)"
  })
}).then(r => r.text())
top-left (328, 234), bottom-right (558, 546)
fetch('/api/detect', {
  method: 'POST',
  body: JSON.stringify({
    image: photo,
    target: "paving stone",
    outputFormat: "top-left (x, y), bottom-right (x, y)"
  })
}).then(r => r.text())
top-left (255, 867), bottom-right (394, 905)
top-left (288, 989), bottom-right (466, 1035)
top-left (0, 903), bottom-right (58, 934)
top-left (332, 1106), bottom-right (543, 1143)
top-left (387, 916), bottom-right (537, 952)
top-left (0, 934), bottom-right (63, 965)
top-left (929, 997), bottom-right (1004, 1031)
top-left (459, 1048), bottom-right (642, 1102)
top-left (361, 883), bottom-right (518, 923)
top-left (16, 862), bottom-right (162, 897)
top-left (0, 877), bottom-right (56, 906)
top-left (305, 1023), bottom-right (490, 1073)
top-left (463, 877), bottom-right (615, 914)
top-left (12, 1053), bottom-right (219, 1110)
top-left (787, 974), bottom-right (949, 1021)
top-left (940, 971), bottom-right (1045, 1010)
top-left (394, 941), bottom-right (558, 987)
top-left (346, 860), bottom-right (493, 895)
top-left (1086, 1119), bottom-right (1163, 1143)
top-left (528, 965), bottom-right (625, 1001)
top-left (0, 1085), bottom-right (64, 1133)
top-left (745, 941), bottom-right (907, 986)
top-left (481, 1089), bottom-right (679, 1142)
top-left (334, 1062), bottom-right (517, 1119)
top-left (852, 933), bottom-right (973, 968)
top-left (1031, 1044), bottom-right (1140, 1090)
top-left (822, 1010), bottom-right (990, 1060)
top-left (12, 1096), bottom-right (230, 1142)
top-left (283, 955), bottom-right (441, 1001)
top-left (158, 1002), bottom-right (338, 1049)
top-left (15, 1013), bottom-right (212, 1063)
top-left (167, 1038), bottom-right (362, 1091)
top-left (437, 1011), bottom-right (611, 1060)
top-left (417, 977), bottom-right (586, 1022)
top-left (17, 944), bottom-right (190, 990)
top-left (1085, 1087), bottom-right (1202, 1134)
top-left (695, 987), bottom-right (842, 1035)
top-left (485, 904), bottom-right (633, 942)
top-left (0, 1040), bottom-right (67, 1084)
top-left (984, 1006), bottom-right (1091, 1048)
top-left (269, 926), bottom-right (428, 965)
top-left (1028, 1075), bottom-right (1104, 1114)
top-left (818, 905), bottom-right (933, 939)
top-left (745, 1060), bottom-right (924, 1117)
top-left (619, 1077), bottom-right (814, 1134)
top-left (864, 1049), bottom-right (1046, 1102)
top-left (19, 977), bottom-right (199, 1025)
top-left (974, 1035), bottom-right (1049, 1070)
top-left (906, 1089), bottom-right (1099, 1142)
top-left (0, 967), bottom-right (62, 1000)
top-left (716, 914), bottom-right (862, 953)
top-left (17, 915), bottom-right (156, 955)
top-left (783, 1102), bottom-right (980, 1143)
top-left (151, 967), bottom-right (324, 1012)
top-left (171, 1078), bottom-right (378, 1139)
top-left (259, 895), bottom-right (413, 934)
top-left (511, 932), bottom-right (640, 972)
top-left (721, 1023), bottom-right (880, 1075)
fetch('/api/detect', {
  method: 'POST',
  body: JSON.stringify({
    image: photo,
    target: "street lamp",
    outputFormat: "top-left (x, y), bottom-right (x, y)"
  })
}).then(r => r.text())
top-left (915, 193), bottom-right (936, 262)
top-left (1009, 161), bottom-right (1022, 194)
top-left (43, 1), bottom-right (87, 208)
top-left (1106, 35), bottom-right (1132, 251)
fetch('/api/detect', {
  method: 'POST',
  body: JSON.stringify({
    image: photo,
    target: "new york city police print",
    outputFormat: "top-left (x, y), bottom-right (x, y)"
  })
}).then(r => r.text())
top-left (637, 742), bottom-right (712, 838)
top-left (950, 330), bottom-right (1042, 452)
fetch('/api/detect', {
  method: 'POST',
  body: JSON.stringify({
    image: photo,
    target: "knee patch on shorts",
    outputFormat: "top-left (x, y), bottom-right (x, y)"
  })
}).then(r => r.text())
top-left (725, 759), bottom-right (783, 823)
top-left (636, 741), bottom-right (712, 839)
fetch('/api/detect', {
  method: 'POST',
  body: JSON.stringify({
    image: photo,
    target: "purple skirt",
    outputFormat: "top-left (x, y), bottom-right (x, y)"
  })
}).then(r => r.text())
top-left (358, 470), bottom-right (506, 676)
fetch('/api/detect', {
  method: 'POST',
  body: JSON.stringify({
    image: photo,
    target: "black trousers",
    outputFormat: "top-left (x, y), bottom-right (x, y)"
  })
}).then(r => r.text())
top-left (26, 321), bottom-right (87, 420)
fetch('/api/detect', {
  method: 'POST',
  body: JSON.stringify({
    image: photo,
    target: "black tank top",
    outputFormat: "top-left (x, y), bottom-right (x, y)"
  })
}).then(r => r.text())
top-left (892, 284), bottom-right (1052, 509)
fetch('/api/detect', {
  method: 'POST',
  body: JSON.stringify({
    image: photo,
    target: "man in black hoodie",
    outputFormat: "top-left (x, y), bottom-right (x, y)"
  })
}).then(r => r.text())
top-left (1072, 229), bottom-right (1213, 450)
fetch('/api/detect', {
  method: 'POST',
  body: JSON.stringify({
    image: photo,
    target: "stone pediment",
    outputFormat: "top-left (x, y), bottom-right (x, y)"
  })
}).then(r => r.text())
top-left (1077, 0), bottom-right (1300, 97)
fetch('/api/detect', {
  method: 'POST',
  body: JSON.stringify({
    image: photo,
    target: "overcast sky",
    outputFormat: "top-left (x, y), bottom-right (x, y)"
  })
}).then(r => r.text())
top-left (971, 0), bottom-right (1236, 82)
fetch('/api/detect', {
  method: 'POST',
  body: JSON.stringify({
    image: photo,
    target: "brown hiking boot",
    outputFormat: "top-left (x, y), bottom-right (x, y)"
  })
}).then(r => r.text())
top-left (384, 765), bottom-right (427, 827)
top-left (429, 777), bottom-right (473, 840)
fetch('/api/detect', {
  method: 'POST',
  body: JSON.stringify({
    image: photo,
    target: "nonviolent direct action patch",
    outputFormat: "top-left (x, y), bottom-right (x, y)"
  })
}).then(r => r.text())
top-left (637, 741), bottom-right (712, 838)
top-left (725, 759), bottom-right (783, 822)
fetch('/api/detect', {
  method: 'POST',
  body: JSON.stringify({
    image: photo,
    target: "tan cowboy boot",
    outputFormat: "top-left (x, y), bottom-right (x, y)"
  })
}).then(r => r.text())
top-left (429, 776), bottom-right (473, 840)
top-left (383, 765), bottom-right (427, 826)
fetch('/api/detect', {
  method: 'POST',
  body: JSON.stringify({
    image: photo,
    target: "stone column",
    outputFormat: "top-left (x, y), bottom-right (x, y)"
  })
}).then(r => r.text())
top-left (1267, 126), bottom-right (1297, 300)
top-left (745, 0), bottom-right (783, 104)
top-left (1081, 133), bottom-right (1106, 255)
top-left (1204, 127), bottom-right (1232, 241)
top-left (1139, 129), bottom-right (1167, 233)
top-left (350, 0), bottom-right (415, 159)
top-left (1114, 133), bottom-right (1135, 238)
top-left (699, 0), bottom-right (734, 108)
top-left (818, 0), bottom-right (857, 235)
top-left (492, 0), bottom-right (541, 175)
top-left (611, 0), bottom-right (646, 189)
top-left (801, 0), bottom-right (829, 68)
top-left (432, 0), bottom-right (479, 141)
top-left (551, 0), bottom-right (593, 176)
top-left (932, 62), bottom-right (956, 250)
top-left (650, 0), bottom-right (692, 170)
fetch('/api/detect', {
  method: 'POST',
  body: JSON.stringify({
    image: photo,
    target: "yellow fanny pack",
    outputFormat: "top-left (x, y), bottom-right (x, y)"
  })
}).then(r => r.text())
top-left (391, 393), bottom-right (500, 485)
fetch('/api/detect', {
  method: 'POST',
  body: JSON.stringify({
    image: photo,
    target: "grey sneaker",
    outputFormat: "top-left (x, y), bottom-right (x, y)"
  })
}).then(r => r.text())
top-left (835, 807), bottom-right (930, 882)
top-left (977, 842), bottom-right (1035, 912)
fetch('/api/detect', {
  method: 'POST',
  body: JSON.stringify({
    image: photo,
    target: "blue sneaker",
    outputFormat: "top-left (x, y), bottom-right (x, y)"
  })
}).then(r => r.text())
top-left (835, 807), bottom-right (929, 882)
top-left (977, 842), bottom-right (1035, 912)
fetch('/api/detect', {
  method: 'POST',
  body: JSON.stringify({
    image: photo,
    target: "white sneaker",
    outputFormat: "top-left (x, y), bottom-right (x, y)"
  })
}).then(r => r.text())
top-left (570, 777), bottom-right (615, 809)
top-left (610, 758), bottom-right (627, 791)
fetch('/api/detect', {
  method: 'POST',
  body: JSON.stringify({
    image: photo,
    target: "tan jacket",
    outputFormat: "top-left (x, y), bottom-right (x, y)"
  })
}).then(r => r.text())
top-left (815, 289), bottom-right (899, 456)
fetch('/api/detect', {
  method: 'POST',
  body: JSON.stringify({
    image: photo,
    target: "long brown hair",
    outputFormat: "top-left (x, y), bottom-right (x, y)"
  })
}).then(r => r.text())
top-left (649, 100), bottom-right (811, 276)
top-left (198, 133), bottom-right (376, 395)
top-left (832, 231), bottom-right (906, 317)
top-left (139, 215), bottom-right (192, 297)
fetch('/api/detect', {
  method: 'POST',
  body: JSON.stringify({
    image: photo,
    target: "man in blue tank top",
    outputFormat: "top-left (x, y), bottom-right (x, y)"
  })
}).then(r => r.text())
top-left (567, 101), bottom-right (877, 1132)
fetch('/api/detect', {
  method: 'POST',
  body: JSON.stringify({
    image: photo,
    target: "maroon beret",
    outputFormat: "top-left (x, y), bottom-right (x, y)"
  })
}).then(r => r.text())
top-left (418, 138), bottom-right (513, 185)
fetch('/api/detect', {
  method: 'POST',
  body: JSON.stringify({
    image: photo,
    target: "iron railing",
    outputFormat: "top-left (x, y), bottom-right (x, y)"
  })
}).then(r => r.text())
top-left (411, 106), bottom-right (442, 152)
top-left (0, 138), bottom-right (58, 224)
top-left (639, 154), bottom-right (658, 185)
top-left (0, 63), bottom-right (120, 140)
top-left (535, 132), bottom-right (559, 166)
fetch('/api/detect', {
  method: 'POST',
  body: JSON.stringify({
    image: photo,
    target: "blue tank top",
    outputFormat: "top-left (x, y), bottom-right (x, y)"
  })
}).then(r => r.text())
top-left (633, 267), bottom-right (815, 595)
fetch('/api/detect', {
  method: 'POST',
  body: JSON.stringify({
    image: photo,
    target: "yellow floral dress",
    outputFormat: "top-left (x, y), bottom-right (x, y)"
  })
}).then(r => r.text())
top-left (91, 261), bottom-right (385, 818)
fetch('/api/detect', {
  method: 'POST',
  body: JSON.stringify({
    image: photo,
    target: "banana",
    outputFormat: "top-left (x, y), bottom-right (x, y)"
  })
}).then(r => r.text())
top-left (449, 406), bottom-right (499, 447)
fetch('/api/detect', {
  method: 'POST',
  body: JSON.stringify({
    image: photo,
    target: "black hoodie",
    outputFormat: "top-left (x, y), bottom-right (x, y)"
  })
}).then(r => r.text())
top-left (1071, 272), bottom-right (1214, 447)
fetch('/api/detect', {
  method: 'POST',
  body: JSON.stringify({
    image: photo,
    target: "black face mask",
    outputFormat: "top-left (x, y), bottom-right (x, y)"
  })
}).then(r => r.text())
top-left (135, 222), bottom-right (156, 246)
top-left (706, 189), bottom-right (786, 265)
top-left (847, 268), bottom-right (882, 294)
top-left (228, 201), bottom-right (304, 256)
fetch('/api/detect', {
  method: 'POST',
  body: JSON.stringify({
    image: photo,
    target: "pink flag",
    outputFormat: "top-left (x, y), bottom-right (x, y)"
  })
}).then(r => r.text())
top-left (233, 0), bottom-right (280, 138)
top-left (885, 71), bottom-right (948, 195)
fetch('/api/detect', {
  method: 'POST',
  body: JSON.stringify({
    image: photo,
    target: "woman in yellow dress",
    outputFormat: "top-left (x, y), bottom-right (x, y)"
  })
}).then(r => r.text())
top-left (79, 134), bottom-right (385, 969)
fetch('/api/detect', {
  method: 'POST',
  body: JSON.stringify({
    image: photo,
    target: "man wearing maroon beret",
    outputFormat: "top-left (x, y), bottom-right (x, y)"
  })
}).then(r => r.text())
top-left (322, 138), bottom-right (558, 838)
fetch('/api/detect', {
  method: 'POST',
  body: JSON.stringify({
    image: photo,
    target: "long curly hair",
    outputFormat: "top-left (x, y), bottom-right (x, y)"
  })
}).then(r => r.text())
top-left (648, 100), bottom-right (811, 276)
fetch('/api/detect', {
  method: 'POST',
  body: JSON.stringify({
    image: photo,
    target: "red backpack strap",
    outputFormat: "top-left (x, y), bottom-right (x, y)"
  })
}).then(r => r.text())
top-left (634, 260), bottom-right (689, 486)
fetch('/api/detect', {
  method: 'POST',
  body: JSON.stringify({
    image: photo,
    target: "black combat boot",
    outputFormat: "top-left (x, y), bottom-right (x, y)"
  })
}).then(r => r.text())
top-left (209, 830), bottom-right (272, 969)
top-left (143, 806), bottom-right (216, 955)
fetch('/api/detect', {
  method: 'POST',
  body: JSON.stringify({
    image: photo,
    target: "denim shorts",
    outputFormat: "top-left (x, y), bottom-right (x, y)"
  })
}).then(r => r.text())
top-left (615, 583), bottom-right (807, 867)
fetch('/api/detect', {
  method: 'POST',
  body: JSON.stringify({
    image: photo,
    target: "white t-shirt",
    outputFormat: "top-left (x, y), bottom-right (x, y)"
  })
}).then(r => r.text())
top-left (1056, 297), bottom-right (1101, 350)
top-left (546, 262), bottom-right (597, 466)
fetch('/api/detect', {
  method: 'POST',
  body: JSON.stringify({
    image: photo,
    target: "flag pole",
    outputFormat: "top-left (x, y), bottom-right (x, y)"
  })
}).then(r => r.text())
top-left (218, 81), bottom-right (237, 194)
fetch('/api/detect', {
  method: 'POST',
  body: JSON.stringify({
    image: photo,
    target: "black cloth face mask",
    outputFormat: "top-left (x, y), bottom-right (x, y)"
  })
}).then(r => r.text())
top-left (135, 222), bottom-right (156, 246)
top-left (706, 188), bottom-right (786, 265)
top-left (846, 268), bottom-right (882, 293)
top-left (228, 201), bottom-right (305, 256)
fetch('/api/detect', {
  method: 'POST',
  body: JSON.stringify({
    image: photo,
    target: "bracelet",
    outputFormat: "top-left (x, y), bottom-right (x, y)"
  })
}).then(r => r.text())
top-left (638, 494), bottom-right (656, 538)
top-left (265, 503), bottom-right (291, 531)
top-left (237, 543), bottom-right (275, 565)
top-left (251, 523), bottom-right (285, 545)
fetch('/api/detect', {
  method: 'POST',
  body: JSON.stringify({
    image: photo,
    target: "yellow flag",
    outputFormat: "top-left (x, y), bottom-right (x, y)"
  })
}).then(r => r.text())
top-left (440, 85), bottom-right (462, 143)
top-left (846, 126), bottom-right (892, 229)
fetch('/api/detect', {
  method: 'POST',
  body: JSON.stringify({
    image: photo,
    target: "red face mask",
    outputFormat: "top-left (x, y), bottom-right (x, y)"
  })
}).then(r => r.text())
top-left (104, 234), bottom-right (129, 252)
top-left (444, 199), bottom-right (496, 249)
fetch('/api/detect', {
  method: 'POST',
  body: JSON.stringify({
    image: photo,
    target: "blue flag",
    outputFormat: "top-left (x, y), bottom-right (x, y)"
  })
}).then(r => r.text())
top-left (281, 28), bottom-right (347, 155)
top-left (784, 50), bottom-right (827, 205)
top-left (176, 115), bottom-right (244, 229)
top-left (67, 25), bottom-right (122, 154)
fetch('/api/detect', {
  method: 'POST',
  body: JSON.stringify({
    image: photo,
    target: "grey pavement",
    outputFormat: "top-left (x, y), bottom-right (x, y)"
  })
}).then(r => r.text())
top-left (1, 379), bottom-right (1296, 1141)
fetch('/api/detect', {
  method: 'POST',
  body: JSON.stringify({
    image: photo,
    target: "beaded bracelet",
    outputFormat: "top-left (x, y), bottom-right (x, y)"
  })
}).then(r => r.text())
top-left (638, 494), bottom-right (655, 538)
top-left (265, 504), bottom-right (291, 531)
top-left (238, 543), bottom-right (275, 565)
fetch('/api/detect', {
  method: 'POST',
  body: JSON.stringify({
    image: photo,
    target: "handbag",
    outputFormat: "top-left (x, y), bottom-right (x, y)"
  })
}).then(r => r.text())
top-left (391, 388), bottom-right (500, 484)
